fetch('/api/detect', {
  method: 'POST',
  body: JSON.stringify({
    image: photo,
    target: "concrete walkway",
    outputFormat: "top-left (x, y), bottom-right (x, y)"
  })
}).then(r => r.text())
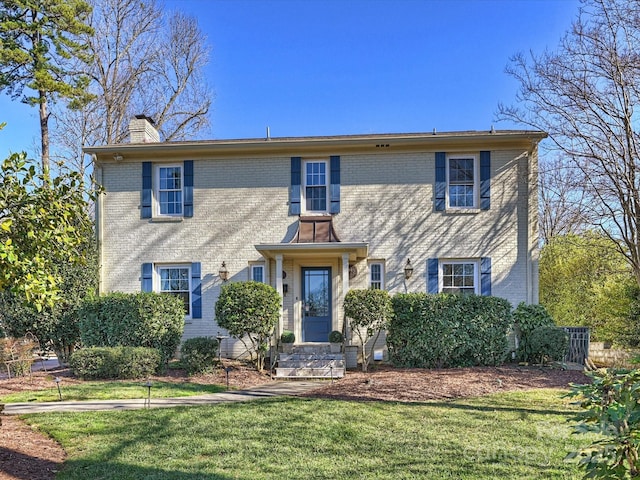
top-left (3, 381), bottom-right (325, 415)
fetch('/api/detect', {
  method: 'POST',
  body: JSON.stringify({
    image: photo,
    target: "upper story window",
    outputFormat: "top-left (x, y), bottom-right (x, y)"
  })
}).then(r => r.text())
top-left (304, 160), bottom-right (328, 212)
top-left (440, 261), bottom-right (478, 296)
top-left (447, 156), bottom-right (477, 208)
top-left (251, 264), bottom-right (265, 283)
top-left (156, 165), bottom-right (183, 215)
top-left (157, 265), bottom-right (191, 316)
top-left (369, 262), bottom-right (385, 290)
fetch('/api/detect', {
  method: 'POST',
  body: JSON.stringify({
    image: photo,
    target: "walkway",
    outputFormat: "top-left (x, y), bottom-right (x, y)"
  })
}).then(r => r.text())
top-left (3, 381), bottom-right (325, 415)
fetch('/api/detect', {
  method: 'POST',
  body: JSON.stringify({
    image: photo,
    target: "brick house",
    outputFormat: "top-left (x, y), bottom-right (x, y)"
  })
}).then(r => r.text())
top-left (85, 117), bottom-right (545, 362)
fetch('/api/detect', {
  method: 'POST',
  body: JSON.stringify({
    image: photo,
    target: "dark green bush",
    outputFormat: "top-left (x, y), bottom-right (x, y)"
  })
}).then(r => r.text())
top-left (513, 302), bottom-right (557, 362)
top-left (387, 293), bottom-right (512, 368)
top-left (180, 337), bottom-right (219, 375)
top-left (280, 330), bottom-right (295, 344)
top-left (525, 326), bottom-right (569, 364)
top-left (78, 292), bottom-right (185, 365)
top-left (329, 330), bottom-right (343, 343)
top-left (69, 346), bottom-right (160, 379)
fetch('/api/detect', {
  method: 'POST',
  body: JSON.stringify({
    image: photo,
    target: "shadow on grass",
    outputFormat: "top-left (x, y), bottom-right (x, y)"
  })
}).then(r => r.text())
top-left (58, 460), bottom-right (235, 480)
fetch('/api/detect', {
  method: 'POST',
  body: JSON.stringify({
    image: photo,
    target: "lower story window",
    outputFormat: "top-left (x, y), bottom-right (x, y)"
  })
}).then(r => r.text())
top-left (158, 265), bottom-right (191, 315)
top-left (251, 264), bottom-right (265, 283)
top-left (441, 261), bottom-right (477, 296)
top-left (369, 262), bottom-right (385, 289)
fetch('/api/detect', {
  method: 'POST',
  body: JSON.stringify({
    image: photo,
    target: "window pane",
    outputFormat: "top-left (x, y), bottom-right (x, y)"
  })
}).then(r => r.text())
top-left (159, 267), bottom-right (190, 315)
top-left (306, 186), bottom-right (327, 211)
top-left (370, 264), bottom-right (382, 289)
top-left (441, 262), bottom-right (475, 296)
top-left (252, 266), bottom-right (264, 283)
top-left (449, 185), bottom-right (474, 208)
top-left (158, 167), bottom-right (183, 215)
top-left (449, 159), bottom-right (474, 183)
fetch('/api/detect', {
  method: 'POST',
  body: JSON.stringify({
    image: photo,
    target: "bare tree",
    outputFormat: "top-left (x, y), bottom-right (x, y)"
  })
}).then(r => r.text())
top-left (53, 0), bottom-right (212, 174)
top-left (498, 0), bottom-right (640, 285)
top-left (538, 155), bottom-right (588, 244)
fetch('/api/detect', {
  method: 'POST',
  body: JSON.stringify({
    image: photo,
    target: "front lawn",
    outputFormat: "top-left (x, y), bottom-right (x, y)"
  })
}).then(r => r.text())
top-left (25, 388), bottom-right (592, 479)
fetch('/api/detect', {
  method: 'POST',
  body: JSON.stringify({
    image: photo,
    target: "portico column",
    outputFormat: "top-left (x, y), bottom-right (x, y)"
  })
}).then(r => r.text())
top-left (276, 254), bottom-right (284, 336)
top-left (342, 253), bottom-right (350, 342)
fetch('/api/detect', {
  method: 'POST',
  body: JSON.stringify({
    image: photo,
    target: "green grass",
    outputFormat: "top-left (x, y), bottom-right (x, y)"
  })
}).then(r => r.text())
top-left (23, 388), bottom-right (593, 479)
top-left (0, 380), bottom-right (226, 403)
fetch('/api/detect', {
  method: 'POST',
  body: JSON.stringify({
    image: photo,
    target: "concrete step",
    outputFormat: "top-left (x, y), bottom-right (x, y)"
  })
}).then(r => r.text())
top-left (279, 353), bottom-right (344, 362)
top-left (275, 367), bottom-right (345, 379)
top-left (278, 359), bottom-right (345, 369)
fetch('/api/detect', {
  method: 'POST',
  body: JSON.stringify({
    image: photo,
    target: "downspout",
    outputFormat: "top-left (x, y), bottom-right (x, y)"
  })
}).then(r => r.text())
top-left (93, 155), bottom-right (105, 295)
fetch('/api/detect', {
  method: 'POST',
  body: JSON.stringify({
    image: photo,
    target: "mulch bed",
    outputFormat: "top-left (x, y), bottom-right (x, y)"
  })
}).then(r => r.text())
top-left (0, 363), bottom-right (589, 480)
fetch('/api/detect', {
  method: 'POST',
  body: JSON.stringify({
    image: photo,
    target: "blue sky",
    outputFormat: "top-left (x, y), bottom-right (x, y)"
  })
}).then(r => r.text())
top-left (0, 0), bottom-right (579, 156)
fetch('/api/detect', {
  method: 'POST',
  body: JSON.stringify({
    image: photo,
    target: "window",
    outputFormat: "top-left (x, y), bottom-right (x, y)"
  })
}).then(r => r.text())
top-left (251, 264), bottom-right (265, 283)
top-left (369, 262), bottom-right (384, 289)
top-left (440, 261), bottom-right (478, 296)
top-left (158, 265), bottom-right (191, 315)
top-left (447, 156), bottom-right (477, 208)
top-left (156, 165), bottom-right (183, 215)
top-left (304, 160), bottom-right (327, 212)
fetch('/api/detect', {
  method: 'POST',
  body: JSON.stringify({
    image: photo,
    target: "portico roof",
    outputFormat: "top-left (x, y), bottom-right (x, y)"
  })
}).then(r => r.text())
top-left (255, 242), bottom-right (368, 261)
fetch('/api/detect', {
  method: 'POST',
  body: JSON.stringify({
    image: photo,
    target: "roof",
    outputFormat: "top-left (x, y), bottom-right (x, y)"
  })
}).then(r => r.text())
top-left (83, 129), bottom-right (548, 163)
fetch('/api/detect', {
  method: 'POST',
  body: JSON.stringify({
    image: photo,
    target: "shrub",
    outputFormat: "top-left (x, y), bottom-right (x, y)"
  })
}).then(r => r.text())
top-left (280, 330), bottom-right (295, 344)
top-left (180, 337), bottom-right (219, 375)
top-left (344, 289), bottom-right (392, 372)
top-left (0, 337), bottom-right (38, 377)
top-left (525, 326), bottom-right (569, 364)
top-left (388, 293), bottom-right (512, 368)
top-left (70, 346), bottom-right (160, 379)
top-left (78, 292), bottom-right (185, 365)
top-left (566, 369), bottom-right (640, 477)
top-left (513, 302), bottom-right (557, 362)
top-left (329, 330), bottom-right (343, 343)
top-left (215, 281), bottom-right (280, 372)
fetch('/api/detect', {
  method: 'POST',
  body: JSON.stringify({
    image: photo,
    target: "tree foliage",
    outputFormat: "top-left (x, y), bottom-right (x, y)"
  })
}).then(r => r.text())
top-left (539, 233), bottom-right (640, 346)
top-left (53, 0), bottom-right (212, 174)
top-left (215, 282), bottom-right (280, 372)
top-left (0, 151), bottom-right (93, 310)
top-left (344, 289), bottom-right (393, 372)
top-left (499, 0), bottom-right (640, 287)
top-left (0, 0), bottom-right (93, 175)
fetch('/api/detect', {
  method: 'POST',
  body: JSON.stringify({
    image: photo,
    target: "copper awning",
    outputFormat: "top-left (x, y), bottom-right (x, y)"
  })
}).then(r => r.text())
top-left (290, 216), bottom-right (341, 243)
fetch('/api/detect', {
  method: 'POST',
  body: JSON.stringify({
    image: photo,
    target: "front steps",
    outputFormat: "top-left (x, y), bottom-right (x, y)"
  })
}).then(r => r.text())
top-left (275, 345), bottom-right (345, 379)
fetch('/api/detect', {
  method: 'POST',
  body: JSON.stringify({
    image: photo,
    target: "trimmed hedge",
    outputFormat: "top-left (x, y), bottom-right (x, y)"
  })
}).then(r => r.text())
top-left (78, 292), bottom-right (185, 364)
top-left (387, 293), bottom-right (512, 368)
top-left (526, 326), bottom-right (569, 364)
top-left (69, 346), bottom-right (161, 379)
top-left (180, 337), bottom-right (219, 375)
top-left (513, 302), bottom-right (558, 362)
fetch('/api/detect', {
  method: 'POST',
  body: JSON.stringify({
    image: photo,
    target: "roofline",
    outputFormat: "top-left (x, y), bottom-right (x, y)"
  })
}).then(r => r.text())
top-left (84, 130), bottom-right (548, 162)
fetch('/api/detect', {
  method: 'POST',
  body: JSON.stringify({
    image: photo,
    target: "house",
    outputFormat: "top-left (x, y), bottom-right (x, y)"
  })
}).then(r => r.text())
top-left (84, 117), bottom-right (546, 363)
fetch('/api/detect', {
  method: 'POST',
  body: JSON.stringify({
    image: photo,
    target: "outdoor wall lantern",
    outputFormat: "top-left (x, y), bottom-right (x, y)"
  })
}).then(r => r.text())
top-left (404, 259), bottom-right (414, 280)
top-left (219, 262), bottom-right (229, 282)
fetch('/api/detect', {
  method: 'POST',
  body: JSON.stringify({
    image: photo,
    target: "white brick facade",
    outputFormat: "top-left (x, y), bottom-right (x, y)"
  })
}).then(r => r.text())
top-left (87, 130), bottom-right (545, 358)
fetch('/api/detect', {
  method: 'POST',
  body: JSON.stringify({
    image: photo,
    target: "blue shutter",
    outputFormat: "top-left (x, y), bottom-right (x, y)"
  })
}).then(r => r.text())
top-left (427, 258), bottom-right (439, 294)
top-left (141, 162), bottom-right (152, 218)
top-left (480, 151), bottom-right (490, 210)
top-left (435, 152), bottom-right (446, 211)
top-left (191, 262), bottom-right (202, 318)
top-left (330, 155), bottom-right (341, 214)
top-left (141, 263), bottom-right (153, 292)
top-left (183, 160), bottom-right (194, 218)
top-left (480, 257), bottom-right (491, 296)
top-left (290, 157), bottom-right (301, 215)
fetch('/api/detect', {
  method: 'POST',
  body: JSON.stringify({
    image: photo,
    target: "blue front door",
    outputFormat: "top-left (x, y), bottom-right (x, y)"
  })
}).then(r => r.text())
top-left (302, 267), bottom-right (331, 342)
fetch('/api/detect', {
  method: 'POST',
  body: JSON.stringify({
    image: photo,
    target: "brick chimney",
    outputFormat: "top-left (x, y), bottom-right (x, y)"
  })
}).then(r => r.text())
top-left (129, 115), bottom-right (160, 143)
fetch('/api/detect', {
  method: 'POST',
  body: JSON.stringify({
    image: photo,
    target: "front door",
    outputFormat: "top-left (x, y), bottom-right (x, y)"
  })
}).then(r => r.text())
top-left (302, 267), bottom-right (331, 342)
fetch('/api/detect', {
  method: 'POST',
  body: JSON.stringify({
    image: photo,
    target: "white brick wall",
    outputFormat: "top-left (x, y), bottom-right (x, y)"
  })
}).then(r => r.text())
top-left (98, 145), bottom-right (538, 356)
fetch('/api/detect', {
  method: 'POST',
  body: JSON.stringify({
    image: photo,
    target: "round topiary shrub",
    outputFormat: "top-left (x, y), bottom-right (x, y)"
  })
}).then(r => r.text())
top-left (280, 330), bottom-right (295, 344)
top-left (180, 337), bottom-right (219, 375)
top-left (526, 326), bottom-right (569, 364)
top-left (328, 330), bottom-right (343, 343)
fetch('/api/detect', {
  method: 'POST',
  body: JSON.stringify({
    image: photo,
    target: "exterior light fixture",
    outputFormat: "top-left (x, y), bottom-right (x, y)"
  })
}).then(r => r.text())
top-left (144, 380), bottom-right (152, 407)
top-left (219, 262), bottom-right (229, 282)
top-left (54, 377), bottom-right (62, 401)
top-left (404, 259), bottom-right (414, 280)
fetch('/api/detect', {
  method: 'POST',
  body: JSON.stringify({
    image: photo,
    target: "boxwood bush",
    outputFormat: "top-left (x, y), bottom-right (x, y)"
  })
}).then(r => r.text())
top-left (180, 337), bottom-right (219, 375)
top-left (387, 293), bottom-right (512, 368)
top-left (513, 302), bottom-right (559, 362)
top-left (70, 346), bottom-right (160, 379)
top-left (78, 292), bottom-right (185, 365)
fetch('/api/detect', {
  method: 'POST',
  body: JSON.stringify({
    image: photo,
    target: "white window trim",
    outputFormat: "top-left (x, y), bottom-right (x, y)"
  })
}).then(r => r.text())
top-left (250, 263), bottom-right (266, 283)
top-left (154, 164), bottom-right (184, 217)
top-left (446, 155), bottom-right (478, 210)
top-left (302, 159), bottom-right (329, 214)
top-left (369, 261), bottom-right (385, 290)
top-left (154, 263), bottom-right (192, 319)
top-left (438, 259), bottom-right (480, 295)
